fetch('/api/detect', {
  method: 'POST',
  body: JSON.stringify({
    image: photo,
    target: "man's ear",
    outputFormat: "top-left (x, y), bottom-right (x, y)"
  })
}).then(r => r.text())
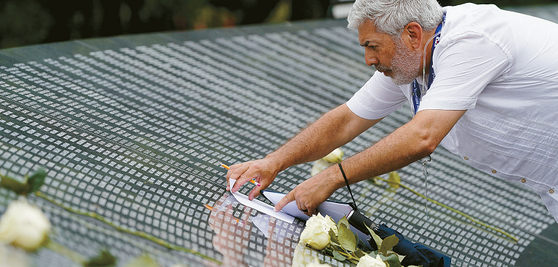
top-left (403, 22), bottom-right (423, 49)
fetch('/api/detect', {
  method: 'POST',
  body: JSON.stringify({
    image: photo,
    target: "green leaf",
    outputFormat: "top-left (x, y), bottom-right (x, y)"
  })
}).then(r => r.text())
top-left (26, 167), bottom-right (47, 194)
top-left (379, 253), bottom-right (401, 267)
top-left (0, 167), bottom-right (46, 195)
top-left (387, 171), bottom-right (401, 190)
top-left (379, 235), bottom-right (399, 256)
top-left (332, 250), bottom-right (346, 261)
top-left (357, 238), bottom-right (366, 248)
top-left (83, 249), bottom-right (117, 267)
top-left (354, 248), bottom-right (367, 258)
top-left (338, 216), bottom-right (350, 229)
top-left (323, 245), bottom-right (334, 256)
top-left (329, 228), bottom-right (339, 244)
top-left (0, 175), bottom-right (26, 194)
top-left (338, 217), bottom-right (357, 251)
top-left (364, 223), bottom-right (383, 250)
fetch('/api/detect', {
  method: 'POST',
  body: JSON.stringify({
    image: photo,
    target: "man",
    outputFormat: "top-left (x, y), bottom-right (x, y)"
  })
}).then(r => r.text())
top-left (226, 0), bottom-right (558, 223)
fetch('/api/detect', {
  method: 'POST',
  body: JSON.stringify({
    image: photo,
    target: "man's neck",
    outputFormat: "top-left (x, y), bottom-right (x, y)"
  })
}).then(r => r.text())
top-left (421, 28), bottom-right (439, 76)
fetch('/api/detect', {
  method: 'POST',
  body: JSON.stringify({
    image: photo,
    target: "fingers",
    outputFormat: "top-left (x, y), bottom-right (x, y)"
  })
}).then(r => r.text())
top-left (226, 162), bottom-right (250, 180)
top-left (273, 190), bottom-right (295, 212)
top-left (297, 198), bottom-right (308, 214)
top-left (248, 184), bottom-right (264, 201)
top-left (226, 160), bottom-right (278, 195)
top-left (274, 175), bottom-right (335, 216)
top-left (226, 163), bottom-right (251, 191)
top-left (232, 171), bottom-right (261, 193)
top-left (298, 200), bottom-right (316, 216)
top-left (306, 205), bottom-right (317, 217)
top-left (274, 190), bottom-right (316, 216)
top-left (226, 162), bottom-right (259, 193)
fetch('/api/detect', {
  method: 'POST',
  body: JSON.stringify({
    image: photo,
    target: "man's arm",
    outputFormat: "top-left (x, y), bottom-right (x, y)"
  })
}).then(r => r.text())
top-left (274, 109), bottom-right (466, 215)
top-left (226, 103), bottom-right (381, 200)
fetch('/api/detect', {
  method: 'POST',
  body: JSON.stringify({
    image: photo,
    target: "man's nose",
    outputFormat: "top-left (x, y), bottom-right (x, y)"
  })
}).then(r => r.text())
top-left (365, 51), bottom-right (379, 66)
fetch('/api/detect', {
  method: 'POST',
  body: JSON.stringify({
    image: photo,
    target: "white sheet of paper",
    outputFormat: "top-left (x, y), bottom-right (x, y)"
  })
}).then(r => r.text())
top-left (230, 179), bottom-right (294, 223)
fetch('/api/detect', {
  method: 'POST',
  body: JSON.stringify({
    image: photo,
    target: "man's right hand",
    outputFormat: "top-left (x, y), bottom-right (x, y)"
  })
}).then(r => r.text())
top-left (225, 158), bottom-right (281, 201)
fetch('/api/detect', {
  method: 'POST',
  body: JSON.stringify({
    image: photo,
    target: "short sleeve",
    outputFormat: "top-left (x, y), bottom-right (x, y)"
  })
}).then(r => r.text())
top-left (418, 31), bottom-right (511, 112)
top-left (346, 71), bottom-right (407, 120)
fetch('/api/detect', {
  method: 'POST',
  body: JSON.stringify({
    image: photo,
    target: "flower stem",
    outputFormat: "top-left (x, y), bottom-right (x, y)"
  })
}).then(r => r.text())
top-left (35, 192), bottom-right (222, 264)
top-left (0, 173), bottom-right (28, 195)
top-left (326, 244), bottom-right (360, 264)
top-left (371, 177), bottom-right (518, 242)
top-left (44, 239), bottom-right (87, 264)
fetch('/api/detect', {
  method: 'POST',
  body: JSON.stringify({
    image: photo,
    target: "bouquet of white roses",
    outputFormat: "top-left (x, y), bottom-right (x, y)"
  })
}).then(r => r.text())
top-left (296, 213), bottom-right (418, 267)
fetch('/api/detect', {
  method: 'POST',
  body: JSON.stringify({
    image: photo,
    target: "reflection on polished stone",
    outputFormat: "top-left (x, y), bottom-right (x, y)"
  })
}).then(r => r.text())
top-left (207, 192), bottom-right (303, 267)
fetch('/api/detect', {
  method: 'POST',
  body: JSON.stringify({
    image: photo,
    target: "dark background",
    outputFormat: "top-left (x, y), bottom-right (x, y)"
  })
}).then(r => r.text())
top-left (0, 0), bottom-right (557, 49)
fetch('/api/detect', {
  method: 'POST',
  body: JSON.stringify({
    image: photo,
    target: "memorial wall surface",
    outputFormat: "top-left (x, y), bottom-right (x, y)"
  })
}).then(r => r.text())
top-left (1, 10), bottom-right (557, 267)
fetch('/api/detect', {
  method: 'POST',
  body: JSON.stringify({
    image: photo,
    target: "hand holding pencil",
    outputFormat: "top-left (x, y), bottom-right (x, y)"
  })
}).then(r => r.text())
top-left (223, 160), bottom-right (280, 201)
top-left (221, 164), bottom-right (261, 187)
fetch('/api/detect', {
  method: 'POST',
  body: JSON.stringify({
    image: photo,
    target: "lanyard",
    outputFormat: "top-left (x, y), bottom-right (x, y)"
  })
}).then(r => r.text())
top-left (411, 13), bottom-right (446, 114)
top-left (410, 13), bottom-right (445, 224)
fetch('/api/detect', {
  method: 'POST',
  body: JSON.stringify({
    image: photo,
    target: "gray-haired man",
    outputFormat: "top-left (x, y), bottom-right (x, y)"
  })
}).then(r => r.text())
top-left (227, 0), bottom-right (558, 223)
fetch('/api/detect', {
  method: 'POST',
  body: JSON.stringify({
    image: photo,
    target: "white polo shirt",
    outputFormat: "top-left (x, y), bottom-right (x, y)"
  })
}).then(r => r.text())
top-left (346, 3), bottom-right (558, 222)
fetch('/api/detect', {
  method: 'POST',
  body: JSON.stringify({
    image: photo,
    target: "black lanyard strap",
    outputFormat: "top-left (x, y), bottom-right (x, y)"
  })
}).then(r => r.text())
top-left (338, 162), bottom-right (358, 211)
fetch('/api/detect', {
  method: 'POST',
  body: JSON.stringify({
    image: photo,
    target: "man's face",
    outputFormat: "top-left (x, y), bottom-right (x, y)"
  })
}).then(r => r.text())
top-left (358, 20), bottom-right (422, 85)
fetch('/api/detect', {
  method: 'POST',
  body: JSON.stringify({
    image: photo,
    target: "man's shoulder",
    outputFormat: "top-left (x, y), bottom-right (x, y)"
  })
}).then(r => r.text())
top-left (444, 4), bottom-right (507, 34)
top-left (445, 3), bottom-right (558, 35)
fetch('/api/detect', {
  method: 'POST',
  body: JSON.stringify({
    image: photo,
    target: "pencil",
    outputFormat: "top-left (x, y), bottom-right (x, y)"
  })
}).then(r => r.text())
top-left (220, 163), bottom-right (261, 186)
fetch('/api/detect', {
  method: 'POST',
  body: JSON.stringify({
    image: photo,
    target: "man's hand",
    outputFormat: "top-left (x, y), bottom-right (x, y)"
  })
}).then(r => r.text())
top-left (273, 164), bottom-right (344, 216)
top-left (226, 159), bottom-right (281, 200)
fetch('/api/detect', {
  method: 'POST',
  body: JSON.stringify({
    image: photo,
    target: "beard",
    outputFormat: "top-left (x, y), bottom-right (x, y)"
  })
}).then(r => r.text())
top-left (378, 37), bottom-right (422, 85)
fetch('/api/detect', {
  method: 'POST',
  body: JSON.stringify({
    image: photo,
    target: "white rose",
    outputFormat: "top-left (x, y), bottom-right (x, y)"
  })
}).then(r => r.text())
top-left (300, 214), bottom-right (337, 250)
top-left (356, 254), bottom-right (386, 267)
top-left (0, 244), bottom-right (30, 267)
top-left (311, 159), bottom-right (335, 176)
top-left (322, 148), bottom-right (344, 163)
top-left (300, 224), bottom-right (330, 250)
top-left (309, 213), bottom-right (338, 235)
top-left (0, 198), bottom-right (51, 251)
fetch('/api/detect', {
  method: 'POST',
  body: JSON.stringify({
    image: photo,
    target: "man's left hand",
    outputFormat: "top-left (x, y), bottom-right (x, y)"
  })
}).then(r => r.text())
top-left (273, 164), bottom-right (343, 216)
